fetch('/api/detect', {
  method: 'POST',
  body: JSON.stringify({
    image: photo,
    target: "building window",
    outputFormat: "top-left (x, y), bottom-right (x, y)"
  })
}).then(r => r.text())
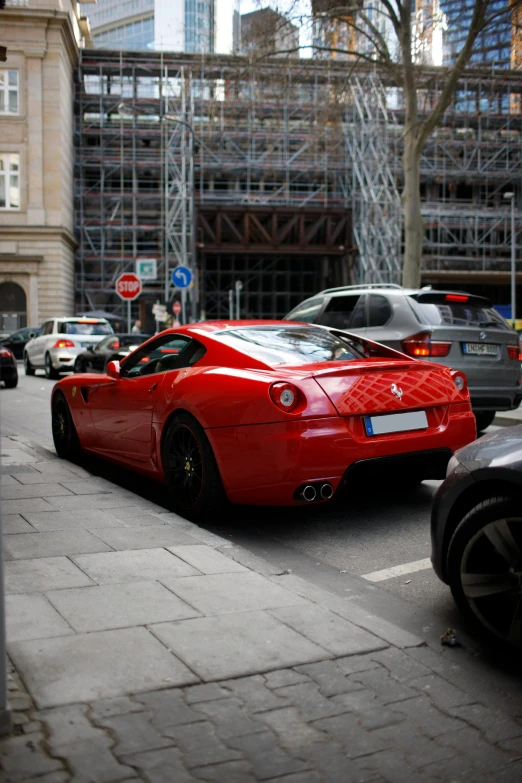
top-left (0, 154), bottom-right (20, 209)
top-left (0, 70), bottom-right (19, 114)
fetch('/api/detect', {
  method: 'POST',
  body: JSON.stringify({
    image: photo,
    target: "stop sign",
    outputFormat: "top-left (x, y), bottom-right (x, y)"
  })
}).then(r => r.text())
top-left (173, 301), bottom-right (181, 315)
top-left (116, 273), bottom-right (142, 301)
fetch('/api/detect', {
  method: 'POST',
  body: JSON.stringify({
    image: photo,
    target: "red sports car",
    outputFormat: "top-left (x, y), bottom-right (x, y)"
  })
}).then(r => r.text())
top-left (51, 321), bottom-right (476, 520)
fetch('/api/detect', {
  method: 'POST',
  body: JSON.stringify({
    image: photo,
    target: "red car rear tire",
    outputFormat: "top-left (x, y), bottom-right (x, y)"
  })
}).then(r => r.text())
top-left (162, 412), bottom-right (226, 522)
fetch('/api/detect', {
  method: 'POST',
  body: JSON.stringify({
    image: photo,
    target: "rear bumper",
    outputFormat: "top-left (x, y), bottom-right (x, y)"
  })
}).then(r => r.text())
top-left (469, 386), bottom-right (522, 411)
top-left (49, 348), bottom-right (82, 371)
top-left (207, 405), bottom-right (477, 506)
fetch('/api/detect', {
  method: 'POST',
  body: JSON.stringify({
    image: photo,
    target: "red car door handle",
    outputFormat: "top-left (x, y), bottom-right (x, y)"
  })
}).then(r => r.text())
top-left (148, 382), bottom-right (158, 393)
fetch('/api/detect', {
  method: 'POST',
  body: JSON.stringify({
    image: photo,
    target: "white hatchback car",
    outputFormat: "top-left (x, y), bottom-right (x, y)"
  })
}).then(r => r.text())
top-left (24, 317), bottom-right (114, 379)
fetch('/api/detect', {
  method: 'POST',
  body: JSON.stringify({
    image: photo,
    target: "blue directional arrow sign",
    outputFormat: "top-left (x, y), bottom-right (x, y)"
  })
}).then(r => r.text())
top-left (171, 266), bottom-right (193, 289)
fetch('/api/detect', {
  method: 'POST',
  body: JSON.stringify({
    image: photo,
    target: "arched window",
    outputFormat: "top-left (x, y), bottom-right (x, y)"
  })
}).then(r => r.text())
top-left (0, 281), bottom-right (27, 330)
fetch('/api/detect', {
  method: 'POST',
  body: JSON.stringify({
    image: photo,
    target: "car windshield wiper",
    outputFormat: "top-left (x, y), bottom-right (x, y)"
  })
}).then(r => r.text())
top-left (477, 321), bottom-right (501, 328)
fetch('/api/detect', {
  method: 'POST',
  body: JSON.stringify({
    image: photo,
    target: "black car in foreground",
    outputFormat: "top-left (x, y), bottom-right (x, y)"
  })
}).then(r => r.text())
top-left (432, 426), bottom-right (522, 648)
top-left (0, 347), bottom-right (18, 388)
top-left (0, 326), bottom-right (41, 359)
top-left (73, 333), bottom-right (151, 373)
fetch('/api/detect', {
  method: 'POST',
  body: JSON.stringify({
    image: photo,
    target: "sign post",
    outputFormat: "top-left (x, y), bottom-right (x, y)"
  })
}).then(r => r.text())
top-left (116, 273), bottom-right (142, 332)
top-left (171, 266), bottom-right (193, 324)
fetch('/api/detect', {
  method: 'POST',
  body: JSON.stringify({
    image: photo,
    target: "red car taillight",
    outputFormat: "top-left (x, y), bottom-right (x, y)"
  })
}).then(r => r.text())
top-left (450, 370), bottom-right (468, 393)
top-left (0, 348), bottom-right (13, 358)
top-left (53, 339), bottom-right (75, 349)
top-left (269, 382), bottom-right (300, 412)
top-left (507, 344), bottom-right (522, 361)
top-left (401, 331), bottom-right (451, 358)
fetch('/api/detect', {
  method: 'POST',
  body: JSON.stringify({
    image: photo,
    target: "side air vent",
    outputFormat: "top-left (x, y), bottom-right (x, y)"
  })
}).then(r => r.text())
top-left (80, 387), bottom-right (90, 403)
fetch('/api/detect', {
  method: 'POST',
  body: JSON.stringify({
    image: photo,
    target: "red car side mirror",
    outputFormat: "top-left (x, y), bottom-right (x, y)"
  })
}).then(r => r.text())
top-left (106, 360), bottom-right (121, 380)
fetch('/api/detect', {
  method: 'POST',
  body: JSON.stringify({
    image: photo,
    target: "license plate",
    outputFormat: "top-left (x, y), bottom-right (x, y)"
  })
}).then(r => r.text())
top-left (364, 410), bottom-right (428, 436)
top-left (462, 343), bottom-right (498, 356)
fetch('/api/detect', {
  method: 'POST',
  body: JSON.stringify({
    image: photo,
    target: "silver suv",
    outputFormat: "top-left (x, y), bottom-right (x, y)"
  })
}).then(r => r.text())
top-left (285, 284), bottom-right (522, 431)
top-left (24, 317), bottom-right (113, 379)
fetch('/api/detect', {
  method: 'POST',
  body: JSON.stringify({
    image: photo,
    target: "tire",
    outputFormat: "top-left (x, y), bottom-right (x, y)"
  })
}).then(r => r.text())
top-left (447, 497), bottom-right (522, 648)
top-left (52, 392), bottom-right (81, 459)
top-left (74, 357), bottom-right (85, 374)
top-left (474, 411), bottom-right (495, 431)
top-left (45, 353), bottom-right (60, 380)
top-left (4, 374), bottom-right (18, 388)
top-left (162, 412), bottom-right (226, 522)
top-left (24, 353), bottom-right (35, 376)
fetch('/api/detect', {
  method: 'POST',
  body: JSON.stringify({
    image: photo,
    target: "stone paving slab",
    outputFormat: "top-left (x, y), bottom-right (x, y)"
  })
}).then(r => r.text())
top-left (0, 484), bottom-right (74, 500)
top-left (160, 572), bottom-right (307, 616)
top-left (3, 530), bottom-right (114, 560)
top-left (1, 497), bottom-right (55, 515)
top-left (6, 594), bottom-right (74, 642)
top-left (4, 556), bottom-right (95, 594)
top-left (150, 611), bottom-right (331, 681)
top-left (21, 509), bottom-right (124, 532)
top-left (72, 548), bottom-right (201, 584)
top-left (167, 545), bottom-right (248, 575)
top-left (90, 524), bottom-right (198, 550)
top-left (45, 581), bottom-right (202, 632)
top-left (9, 627), bottom-right (200, 708)
top-left (269, 603), bottom-right (388, 658)
top-left (45, 494), bottom-right (138, 511)
top-left (2, 514), bottom-right (36, 534)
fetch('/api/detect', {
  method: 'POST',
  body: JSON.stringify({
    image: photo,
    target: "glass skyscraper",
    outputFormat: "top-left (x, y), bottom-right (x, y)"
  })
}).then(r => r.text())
top-left (87, 0), bottom-right (215, 53)
top-left (440, 0), bottom-right (512, 68)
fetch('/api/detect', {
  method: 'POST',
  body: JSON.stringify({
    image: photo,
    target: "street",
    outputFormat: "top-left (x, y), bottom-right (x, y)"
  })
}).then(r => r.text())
top-left (0, 368), bottom-right (498, 643)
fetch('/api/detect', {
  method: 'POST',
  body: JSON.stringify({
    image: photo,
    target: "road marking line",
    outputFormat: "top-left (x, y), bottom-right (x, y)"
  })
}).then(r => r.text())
top-left (362, 558), bottom-right (432, 583)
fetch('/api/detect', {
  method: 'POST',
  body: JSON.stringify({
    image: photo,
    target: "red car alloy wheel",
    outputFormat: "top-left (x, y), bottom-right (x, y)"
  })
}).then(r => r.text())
top-left (164, 422), bottom-right (204, 510)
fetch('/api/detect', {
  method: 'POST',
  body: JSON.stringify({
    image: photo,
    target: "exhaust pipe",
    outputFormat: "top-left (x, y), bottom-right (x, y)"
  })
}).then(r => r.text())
top-left (302, 484), bottom-right (317, 502)
top-left (320, 483), bottom-right (333, 500)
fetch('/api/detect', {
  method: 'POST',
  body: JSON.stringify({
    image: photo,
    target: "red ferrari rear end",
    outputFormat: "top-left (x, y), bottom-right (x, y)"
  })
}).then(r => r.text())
top-left (204, 326), bottom-right (476, 506)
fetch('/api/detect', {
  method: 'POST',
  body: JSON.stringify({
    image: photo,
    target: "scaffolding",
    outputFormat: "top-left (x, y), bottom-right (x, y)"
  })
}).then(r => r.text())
top-left (75, 51), bottom-right (522, 322)
top-left (344, 72), bottom-right (402, 284)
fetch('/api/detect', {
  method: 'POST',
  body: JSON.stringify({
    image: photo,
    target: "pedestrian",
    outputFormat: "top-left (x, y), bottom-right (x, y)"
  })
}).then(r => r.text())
top-left (131, 319), bottom-right (142, 334)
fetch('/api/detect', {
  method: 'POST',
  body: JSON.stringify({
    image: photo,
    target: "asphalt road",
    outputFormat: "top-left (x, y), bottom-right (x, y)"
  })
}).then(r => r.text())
top-left (0, 368), bottom-right (502, 641)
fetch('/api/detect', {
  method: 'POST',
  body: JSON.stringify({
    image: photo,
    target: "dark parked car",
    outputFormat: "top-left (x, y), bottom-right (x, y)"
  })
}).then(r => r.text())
top-left (285, 285), bottom-right (522, 432)
top-left (0, 347), bottom-right (18, 388)
top-left (73, 333), bottom-right (151, 373)
top-left (431, 426), bottom-right (522, 648)
top-left (0, 326), bottom-right (41, 359)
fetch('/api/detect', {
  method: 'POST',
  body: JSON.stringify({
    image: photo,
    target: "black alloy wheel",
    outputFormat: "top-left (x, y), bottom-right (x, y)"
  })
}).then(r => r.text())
top-left (74, 357), bottom-right (85, 374)
top-left (45, 353), bottom-right (60, 380)
top-left (447, 497), bottom-right (522, 648)
top-left (162, 412), bottom-right (226, 522)
top-left (24, 353), bottom-right (35, 376)
top-left (51, 392), bottom-right (80, 459)
top-left (474, 411), bottom-right (496, 432)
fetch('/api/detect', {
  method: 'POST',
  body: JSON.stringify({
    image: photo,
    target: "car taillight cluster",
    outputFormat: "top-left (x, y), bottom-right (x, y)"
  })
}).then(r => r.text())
top-left (0, 348), bottom-right (13, 358)
top-left (269, 382), bottom-right (300, 412)
top-left (401, 331), bottom-right (451, 358)
top-left (450, 370), bottom-right (468, 393)
top-left (507, 344), bottom-right (522, 361)
top-left (54, 339), bottom-right (75, 349)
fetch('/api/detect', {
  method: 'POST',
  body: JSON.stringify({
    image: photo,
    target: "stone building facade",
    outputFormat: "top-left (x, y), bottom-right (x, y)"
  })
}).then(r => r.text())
top-left (0, 0), bottom-right (89, 329)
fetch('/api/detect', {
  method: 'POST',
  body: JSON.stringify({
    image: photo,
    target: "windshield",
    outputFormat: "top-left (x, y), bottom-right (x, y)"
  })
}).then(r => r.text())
top-left (408, 298), bottom-right (511, 330)
top-left (214, 325), bottom-right (364, 366)
top-left (61, 321), bottom-right (113, 336)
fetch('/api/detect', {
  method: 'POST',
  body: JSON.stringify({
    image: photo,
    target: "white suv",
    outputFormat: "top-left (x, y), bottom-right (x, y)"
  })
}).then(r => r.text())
top-left (24, 317), bottom-right (113, 379)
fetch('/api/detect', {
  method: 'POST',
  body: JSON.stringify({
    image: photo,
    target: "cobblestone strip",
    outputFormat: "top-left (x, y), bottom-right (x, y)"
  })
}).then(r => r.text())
top-left (3, 654), bottom-right (522, 782)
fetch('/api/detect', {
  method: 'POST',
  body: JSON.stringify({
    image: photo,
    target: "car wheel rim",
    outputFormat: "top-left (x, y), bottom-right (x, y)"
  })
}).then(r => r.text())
top-left (166, 424), bottom-right (204, 510)
top-left (52, 400), bottom-right (68, 446)
top-left (460, 517), bottom-right (522, 645)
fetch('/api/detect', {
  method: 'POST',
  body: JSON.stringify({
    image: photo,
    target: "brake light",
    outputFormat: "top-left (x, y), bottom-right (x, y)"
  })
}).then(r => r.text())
top-left (269, 382), bottom-right (300, 412)
top-left (401, 332), bottom-right (451, 358)
top-left (507, 344), bottom-right (521, 361)
top-left (113, 340), bottom-right (120, 350)
top-left (446, 294), bottom-right (469, 302)
top-left (0, 348), bottom-right (13, 358)
top-left (53, 339), bottom-right (75, 349)
top-left (77, 319), bottom-right (101, 324)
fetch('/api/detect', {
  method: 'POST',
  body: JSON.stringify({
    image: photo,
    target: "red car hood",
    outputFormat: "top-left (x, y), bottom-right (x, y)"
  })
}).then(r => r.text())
top-left (296, 359), bottom-right (456, 416)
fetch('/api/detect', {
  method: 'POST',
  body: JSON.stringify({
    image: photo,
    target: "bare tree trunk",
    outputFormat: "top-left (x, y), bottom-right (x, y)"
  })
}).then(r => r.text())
top-left (401, 131), bottom-right (423, 288)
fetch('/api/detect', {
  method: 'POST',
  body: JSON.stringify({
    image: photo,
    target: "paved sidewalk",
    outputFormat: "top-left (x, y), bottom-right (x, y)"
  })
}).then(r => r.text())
top-left (1, 434), bottom-right (522, 782)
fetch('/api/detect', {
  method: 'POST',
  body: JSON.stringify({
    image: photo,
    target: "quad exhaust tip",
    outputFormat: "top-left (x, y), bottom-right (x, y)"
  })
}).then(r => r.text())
top-left (302, 485), bottom-right (317, 502)
top-left (320, 482), bottom-right (333, 499)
